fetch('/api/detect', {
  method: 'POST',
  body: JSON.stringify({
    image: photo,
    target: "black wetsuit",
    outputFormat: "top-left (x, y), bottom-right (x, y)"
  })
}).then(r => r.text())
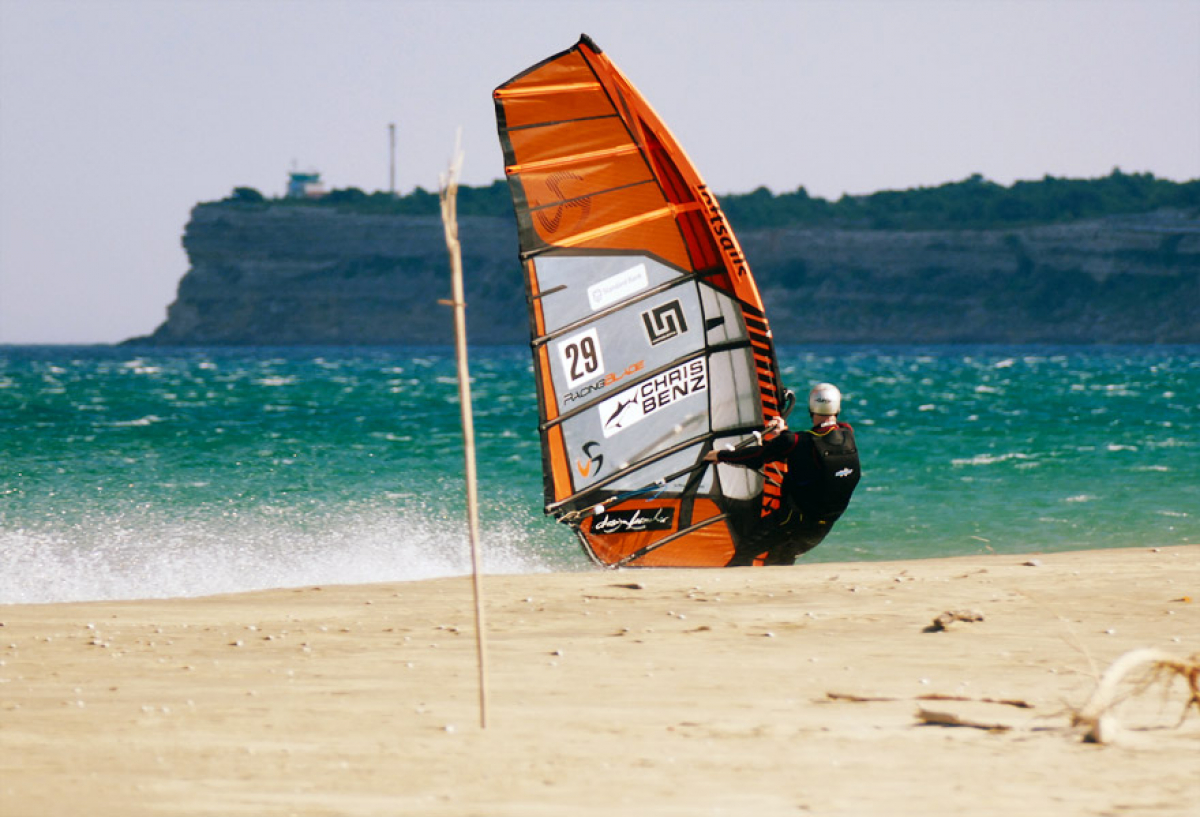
top-left (717, 422), bottom-right (861, 566)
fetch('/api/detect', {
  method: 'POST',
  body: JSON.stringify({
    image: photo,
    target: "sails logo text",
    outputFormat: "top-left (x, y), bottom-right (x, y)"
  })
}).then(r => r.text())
top-left (599, 358), bottom-right (708, 437)
top-left (562, 360), bottom-right (645, 405)
top-left (591, 507), bottom-right (675, 535)
top-left (698, 185), bottom-right (749, 278)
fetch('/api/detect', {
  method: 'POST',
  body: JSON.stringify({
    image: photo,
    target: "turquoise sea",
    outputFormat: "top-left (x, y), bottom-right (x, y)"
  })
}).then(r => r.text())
top-left (2, 344), bottom-right (1197, 604)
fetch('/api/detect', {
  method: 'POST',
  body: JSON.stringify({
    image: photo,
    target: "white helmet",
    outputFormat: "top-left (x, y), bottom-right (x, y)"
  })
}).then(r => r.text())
top-left (808, 382), bottom-right (842, 415)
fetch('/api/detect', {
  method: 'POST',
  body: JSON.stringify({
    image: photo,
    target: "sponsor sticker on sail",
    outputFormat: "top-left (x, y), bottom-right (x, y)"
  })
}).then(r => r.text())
top-left (597, 357), bottom-right (707, 438)
top-left (557, 328), bottom-right (605, 389)
top-left (641, 299), bottom-right (688, 345)
top-left (588, 263), bottom-right (648, 310)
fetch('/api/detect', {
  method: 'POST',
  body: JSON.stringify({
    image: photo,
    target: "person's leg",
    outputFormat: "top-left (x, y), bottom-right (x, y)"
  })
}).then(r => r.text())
top-left (764, 521), bottom-right (830, 566)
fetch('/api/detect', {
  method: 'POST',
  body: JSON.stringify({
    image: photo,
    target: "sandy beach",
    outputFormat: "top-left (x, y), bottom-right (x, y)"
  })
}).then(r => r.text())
top-left (2, 545), bottom-right (1197, 816)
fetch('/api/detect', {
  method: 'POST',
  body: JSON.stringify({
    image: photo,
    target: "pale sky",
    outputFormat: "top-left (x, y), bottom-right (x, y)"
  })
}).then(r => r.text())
top-left (1, 0), bottom-right (1197, 344)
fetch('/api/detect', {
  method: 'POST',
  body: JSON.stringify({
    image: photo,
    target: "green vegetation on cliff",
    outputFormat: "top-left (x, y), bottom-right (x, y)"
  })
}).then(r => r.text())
top-left (223, 170), bottom-right (1199, 231)
top-left (721, 170), bottom-right (1200, 230)
top-left (224, 180), bottom-right (515, 218)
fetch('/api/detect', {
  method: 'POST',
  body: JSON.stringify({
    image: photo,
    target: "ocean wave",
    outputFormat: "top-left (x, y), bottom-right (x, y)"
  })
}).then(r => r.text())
top-left (951, 452), bottom-right (1034, 467)
top-left (109, 415), bottom-right (165, 427)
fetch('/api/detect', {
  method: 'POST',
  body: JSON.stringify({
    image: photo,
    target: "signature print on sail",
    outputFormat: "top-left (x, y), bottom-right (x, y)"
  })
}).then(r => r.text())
top-left (591, 506), bottom-right (676, 535)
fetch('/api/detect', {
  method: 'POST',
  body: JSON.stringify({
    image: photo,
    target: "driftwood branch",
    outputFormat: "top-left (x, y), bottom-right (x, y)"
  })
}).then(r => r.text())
top-left (825, 691), bottom-right (1033, 709)
top-left (439, 129), bottom-right (489, 730)
top-left (915, 708), bottom-right (1013, 731)
top-left (1072, 648), bottom-right (1200, 744)
top-left (828, 648), bottom-right (1200, 743)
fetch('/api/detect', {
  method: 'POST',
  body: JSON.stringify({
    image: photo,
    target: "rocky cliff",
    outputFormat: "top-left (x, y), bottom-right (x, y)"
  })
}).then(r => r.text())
top-left (743, 209), bottom-right (1200, 343)
top-left (132, 202), bottom-right (1200, 346)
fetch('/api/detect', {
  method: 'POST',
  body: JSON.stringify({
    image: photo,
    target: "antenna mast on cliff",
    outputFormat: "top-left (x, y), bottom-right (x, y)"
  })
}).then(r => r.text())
top-left (388, 123), bottom-right (397, 197)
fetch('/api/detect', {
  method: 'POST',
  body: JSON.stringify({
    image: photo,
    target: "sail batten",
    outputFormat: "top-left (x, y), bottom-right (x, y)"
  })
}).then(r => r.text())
top-left (531, 271), bottom-right (728, 349)
top-left (494, 80), bottom-right (604, 99)
top-left (530, 206), bottom-right (676, 251)
top-left (545, 435), bottom-right (711, 514)
top-left (527, 181), bottom-right (657, 216)
top-left (494, 35), bottom-right (786, 568)
top-left (505, 144), bottom-right (643, 176)
top-left (502, 114), bottom-right (623, 135)
top-left (613, 514), bottom-right (733, 567)
top-left (540, 345), bottom-right (714, 431)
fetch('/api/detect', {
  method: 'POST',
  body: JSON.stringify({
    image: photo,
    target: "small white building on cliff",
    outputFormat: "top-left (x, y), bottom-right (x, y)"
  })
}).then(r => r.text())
top-left (286, 169), bottom-right (326, 199)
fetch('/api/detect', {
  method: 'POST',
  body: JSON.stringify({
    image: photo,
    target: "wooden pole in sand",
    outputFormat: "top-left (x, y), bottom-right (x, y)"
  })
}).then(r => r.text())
top-left (438, 131), bottom-right (489, 728)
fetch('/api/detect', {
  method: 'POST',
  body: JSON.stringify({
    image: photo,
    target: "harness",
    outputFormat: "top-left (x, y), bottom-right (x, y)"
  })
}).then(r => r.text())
top-left (801, 425), bottom-right (861, 519)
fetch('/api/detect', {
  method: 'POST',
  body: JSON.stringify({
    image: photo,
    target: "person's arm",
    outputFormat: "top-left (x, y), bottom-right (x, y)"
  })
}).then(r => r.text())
top-left (705, 430), bottom-right (794, 469)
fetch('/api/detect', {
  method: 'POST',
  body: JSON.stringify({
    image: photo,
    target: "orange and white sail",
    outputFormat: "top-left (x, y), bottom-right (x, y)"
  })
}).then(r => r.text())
top-left (493, 35), bottom-right (788, 567)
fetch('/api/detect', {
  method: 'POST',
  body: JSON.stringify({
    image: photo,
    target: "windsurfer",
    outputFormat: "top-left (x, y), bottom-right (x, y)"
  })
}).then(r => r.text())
top-left (704, 383), bottom-right (861, 566)
top-left (497, 35), bottom-right (817, 567)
